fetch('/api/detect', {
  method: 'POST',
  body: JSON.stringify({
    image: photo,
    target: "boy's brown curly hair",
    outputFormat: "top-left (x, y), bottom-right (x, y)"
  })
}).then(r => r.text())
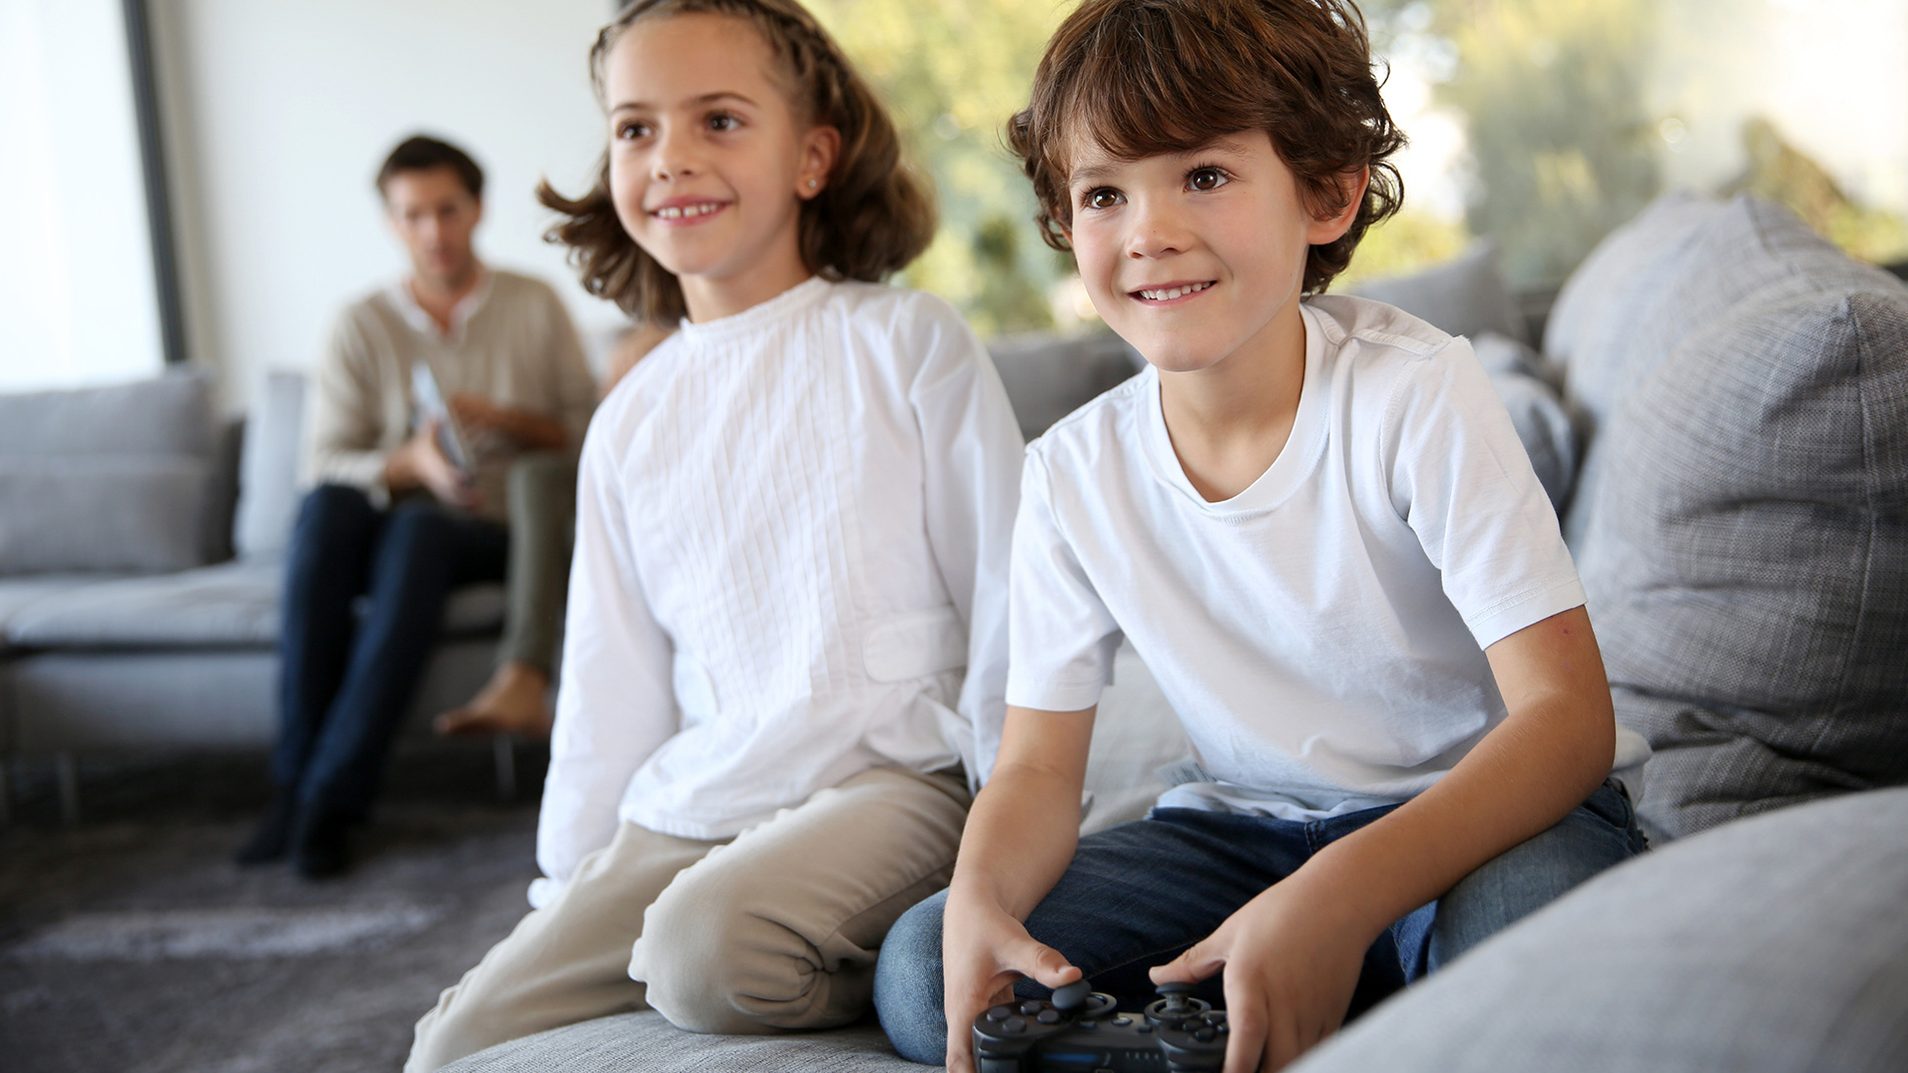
top-left (537, 0), bottom-right (936, 324)
top-left (1009, 0), bottom-right (1405, 294)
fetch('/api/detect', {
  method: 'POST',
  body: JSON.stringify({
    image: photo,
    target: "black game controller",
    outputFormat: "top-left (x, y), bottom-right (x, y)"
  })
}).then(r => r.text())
top-left (972, 979), bottom-right (1228, 1072)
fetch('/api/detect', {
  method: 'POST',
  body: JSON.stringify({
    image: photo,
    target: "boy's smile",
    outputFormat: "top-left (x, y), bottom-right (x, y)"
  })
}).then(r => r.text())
top-left (1066, 131), bottom-right (1358, 378)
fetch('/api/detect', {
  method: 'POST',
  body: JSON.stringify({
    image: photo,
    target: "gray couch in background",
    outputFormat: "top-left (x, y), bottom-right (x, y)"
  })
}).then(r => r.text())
top-left (447, 195), bottom-right (1908, 1072)
top-left (0, 371), bottom-right (512, 820)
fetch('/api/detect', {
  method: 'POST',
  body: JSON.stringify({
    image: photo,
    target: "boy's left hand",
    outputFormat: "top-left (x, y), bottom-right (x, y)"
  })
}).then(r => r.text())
top-left (1149, 878), bottom-right (1372, 1073)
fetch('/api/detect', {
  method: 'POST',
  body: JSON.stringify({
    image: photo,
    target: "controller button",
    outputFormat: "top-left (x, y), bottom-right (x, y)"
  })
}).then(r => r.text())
top-left (1195, 1027), bottom-right (1216, 1042)
top-left (1080, 1021), bottom-right (1098, 1030)
top-left (1111, 1016), bottom-right (1132, 1027)
top-left (1135, 1023), bottom-right (1154, 1034)
top-left (1036, 1010), bottom-right (1061, 1025)
top-left (1019, 1001), bottom-right (1043, 1016)
top-left (1002, 1017), bottom-right (1027, 1034)
top-left (1217, 1023), bottom-right (1230, 1034)
top-left (1051, 980), bottom-right (1093, 1011)
top-left (985, 1005), bottom-right (1013, 1022)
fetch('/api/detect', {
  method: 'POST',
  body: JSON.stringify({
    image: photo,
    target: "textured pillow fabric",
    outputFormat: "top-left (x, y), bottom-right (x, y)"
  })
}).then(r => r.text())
top-left (1350, 241), bottom-right (1531, 346)
top-left (1555, 194), bottom-right (1908, 838)
top-left (1289, 788), bottom-right (1908, 1073)
top-left (0, 457), bottom-right (217, 575)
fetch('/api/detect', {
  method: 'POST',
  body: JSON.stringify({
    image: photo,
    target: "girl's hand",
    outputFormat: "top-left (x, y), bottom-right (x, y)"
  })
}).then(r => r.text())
top-left (1149, 879), bottom-right (1371, 1073)
top-left (941, 889), bottom-right (1081, 1073)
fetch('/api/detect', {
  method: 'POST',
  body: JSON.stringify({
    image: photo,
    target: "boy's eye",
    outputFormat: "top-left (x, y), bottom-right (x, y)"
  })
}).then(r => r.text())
top-left (1082, 188), bottom-right (1123, 210)
top-left (1188, 167), bottom-right (1230, 192)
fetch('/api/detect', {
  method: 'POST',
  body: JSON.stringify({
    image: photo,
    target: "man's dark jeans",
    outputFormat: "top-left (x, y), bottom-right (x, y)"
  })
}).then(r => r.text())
top-left (273, 484), bottom-right (508, 817)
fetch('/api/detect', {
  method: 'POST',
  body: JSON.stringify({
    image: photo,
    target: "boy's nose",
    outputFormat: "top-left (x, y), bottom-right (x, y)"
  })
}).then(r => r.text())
top-left (1124, 200), bottom-right (1191, 259)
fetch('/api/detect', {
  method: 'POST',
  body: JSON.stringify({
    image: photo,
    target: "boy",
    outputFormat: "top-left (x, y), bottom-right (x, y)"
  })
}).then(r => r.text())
top-left (873, 1), bottom-right (1650, 1070)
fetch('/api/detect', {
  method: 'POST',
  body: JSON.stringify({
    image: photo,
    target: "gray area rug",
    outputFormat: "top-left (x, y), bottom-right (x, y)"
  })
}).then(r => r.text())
top-left (0, 745), bottom-right (546, 1073)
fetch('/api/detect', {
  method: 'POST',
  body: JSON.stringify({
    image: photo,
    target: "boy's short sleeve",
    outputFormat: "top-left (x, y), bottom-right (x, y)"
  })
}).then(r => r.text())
top-left (1384, 340), bottom-right (1585, 649)
top-left (1004, 447), bottom-right (1124, 713)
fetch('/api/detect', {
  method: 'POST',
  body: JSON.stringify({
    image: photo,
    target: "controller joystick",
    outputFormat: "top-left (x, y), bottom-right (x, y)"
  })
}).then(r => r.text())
top-left (973, 979), bottom-right (1227, 1072)
top-left (1050, 979), bottom-right (1091, 1012)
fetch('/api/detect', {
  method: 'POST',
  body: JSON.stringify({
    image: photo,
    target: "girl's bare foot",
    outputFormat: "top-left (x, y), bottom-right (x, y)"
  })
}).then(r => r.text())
top-left (436, 662), bottom-right (553, 739)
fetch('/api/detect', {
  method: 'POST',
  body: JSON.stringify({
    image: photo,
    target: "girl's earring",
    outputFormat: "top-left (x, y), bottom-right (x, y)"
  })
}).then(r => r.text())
top-left (807, 179), bottom-right (819, 190)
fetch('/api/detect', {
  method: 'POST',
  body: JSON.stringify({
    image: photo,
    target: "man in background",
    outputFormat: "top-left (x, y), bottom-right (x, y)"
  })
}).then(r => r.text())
top-left (236, 134), bottom-right (597, 879)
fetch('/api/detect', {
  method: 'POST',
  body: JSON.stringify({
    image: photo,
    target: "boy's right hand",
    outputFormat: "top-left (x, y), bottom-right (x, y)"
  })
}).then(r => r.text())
top-left (941, 888), bottom-right (1081, 1073)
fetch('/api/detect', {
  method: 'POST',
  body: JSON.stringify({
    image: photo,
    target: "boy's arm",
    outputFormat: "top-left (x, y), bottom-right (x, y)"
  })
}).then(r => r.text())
top-left (1151, 605), bottom-right (1614, 1073)
top-left (942, 702), bottom-right (1097, 1073)
top-left (532, 411), bottom-right (679, 907)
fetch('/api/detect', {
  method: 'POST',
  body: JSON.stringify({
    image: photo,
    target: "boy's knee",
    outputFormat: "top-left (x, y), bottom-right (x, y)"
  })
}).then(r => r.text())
top-left (874, 891), bottom-right (950, 1064)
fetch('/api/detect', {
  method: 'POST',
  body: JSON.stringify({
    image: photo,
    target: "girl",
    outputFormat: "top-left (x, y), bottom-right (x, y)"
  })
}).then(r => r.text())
top-left (405, 2), bottom-right (1023, 1068)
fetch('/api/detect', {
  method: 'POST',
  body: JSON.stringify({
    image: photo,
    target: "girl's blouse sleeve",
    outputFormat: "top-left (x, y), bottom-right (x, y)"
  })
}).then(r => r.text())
top-left (531, 399), bottom-right (678, 907)
top-left (904, 296), bottom-right (1026, 788)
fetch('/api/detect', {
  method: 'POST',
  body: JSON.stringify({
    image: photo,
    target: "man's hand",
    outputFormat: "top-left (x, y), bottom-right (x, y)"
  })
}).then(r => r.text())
top-left (942, 889), bottom-right (1081, 1073)
top-left (450, 392), bottom-right (568, 450)
top-left (1149, 876), bottom-right (1371, 1073)
top-left (386, 419), bottom-right (479, 510)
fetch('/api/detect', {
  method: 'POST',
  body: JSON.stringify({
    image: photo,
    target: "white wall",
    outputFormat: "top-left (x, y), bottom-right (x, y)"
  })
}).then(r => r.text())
top-left (149, 0), bottom-right (625, 412)
top-left (0, 0), bottom-right (166, 393)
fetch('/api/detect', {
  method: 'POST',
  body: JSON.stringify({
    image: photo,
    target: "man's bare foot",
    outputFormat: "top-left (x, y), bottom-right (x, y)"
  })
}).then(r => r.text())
top-left (436, 662), bottom-right (553, 739)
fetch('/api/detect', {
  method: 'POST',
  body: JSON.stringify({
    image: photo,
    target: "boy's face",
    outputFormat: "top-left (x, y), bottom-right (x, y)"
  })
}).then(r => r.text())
top-left (1064, 130), bottom-right (1356, 376)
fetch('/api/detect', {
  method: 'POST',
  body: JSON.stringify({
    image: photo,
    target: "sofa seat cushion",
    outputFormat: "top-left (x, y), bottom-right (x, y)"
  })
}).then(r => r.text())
top-left (443, 1014), bottom-right (913, 1073)
top-left (3, 562), bottom-right (506, 650)
top-left (0, 575), bottom-right (111, 655)
top-left (1289, 788), bottom-right (1908, 1073)
top-left (1551, 194), bottom-right (1908, 839)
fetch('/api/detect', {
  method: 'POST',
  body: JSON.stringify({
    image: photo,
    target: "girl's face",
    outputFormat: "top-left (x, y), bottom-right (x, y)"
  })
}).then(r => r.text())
top-left (605, 13), bottom-right (838, 321)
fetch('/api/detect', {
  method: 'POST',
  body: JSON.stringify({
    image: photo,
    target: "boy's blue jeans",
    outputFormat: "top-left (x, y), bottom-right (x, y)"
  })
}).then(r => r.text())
top-left (874, 781), bottom-right (1647, 1063)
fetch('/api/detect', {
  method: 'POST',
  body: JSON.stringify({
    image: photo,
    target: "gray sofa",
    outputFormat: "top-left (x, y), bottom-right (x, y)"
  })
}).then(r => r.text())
top-left (446, 194), bottom-right (1908, 1072)
top-left (0, 371), bottom-right (514, 821)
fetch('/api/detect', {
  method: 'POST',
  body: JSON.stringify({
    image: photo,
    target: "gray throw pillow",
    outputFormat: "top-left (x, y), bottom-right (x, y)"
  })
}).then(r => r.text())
top-left (1579, 278), bottom-right (1908, 838)
top-left (233, 370), bottom-right (309, 559)
top-left (1470, 332), bottom-right (1577, 510)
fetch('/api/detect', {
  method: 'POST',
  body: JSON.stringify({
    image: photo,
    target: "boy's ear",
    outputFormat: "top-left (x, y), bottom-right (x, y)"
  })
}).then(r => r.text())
top-left (797, 126), bottom-right (842, 199)
top-left (1306, 166), bottom-right (1369, 245)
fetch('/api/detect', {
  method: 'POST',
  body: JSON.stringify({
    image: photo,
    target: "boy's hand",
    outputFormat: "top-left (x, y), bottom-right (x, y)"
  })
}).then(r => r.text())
top-left (1149, 878), bottom-right (1370, 1073)
top-left (941, 889), bottom-right (1081, 1073)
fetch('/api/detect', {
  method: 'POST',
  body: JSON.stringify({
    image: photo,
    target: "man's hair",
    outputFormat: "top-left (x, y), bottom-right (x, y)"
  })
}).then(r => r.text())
top-left (537, 0), bottom-right (936, 324)
top-left (376, 135), bottom-right (485, 201)
top-left (1009, 0), bottom-right (1405, 294)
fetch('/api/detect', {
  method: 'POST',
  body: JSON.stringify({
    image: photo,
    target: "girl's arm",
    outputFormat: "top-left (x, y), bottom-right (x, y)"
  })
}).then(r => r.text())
top-left (531, 413), bottom-right (678, 907)
top-left (942, 702), bottom-right (1097, 1073)
top-left (905, 297), bottom-right (1026, 783)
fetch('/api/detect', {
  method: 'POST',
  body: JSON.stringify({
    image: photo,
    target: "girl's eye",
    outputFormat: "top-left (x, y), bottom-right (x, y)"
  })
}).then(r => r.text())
top-left (1188, 167), bottom-right (1230, 192)
top-left (708, 112), bottom-right (740, 132)
top-left (616, 121), bottom-right (651, 140)
top-left (1083, 188), bottom-right (1123, 211)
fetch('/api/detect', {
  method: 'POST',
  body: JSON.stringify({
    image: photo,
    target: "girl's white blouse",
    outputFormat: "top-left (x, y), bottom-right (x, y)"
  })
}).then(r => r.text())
top-left (533, 277), bottom-right (1023, 905)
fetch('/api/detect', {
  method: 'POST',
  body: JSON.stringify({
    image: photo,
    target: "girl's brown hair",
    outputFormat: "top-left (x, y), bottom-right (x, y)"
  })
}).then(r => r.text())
top-left (537, 0), bottom-right (936, 323)
top-left (1009, 0), bottom-right (1405, 294)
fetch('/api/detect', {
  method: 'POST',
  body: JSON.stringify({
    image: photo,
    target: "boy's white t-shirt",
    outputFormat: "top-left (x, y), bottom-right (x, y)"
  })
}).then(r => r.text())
top-left (1007, 294), bottom-right (1648, 820)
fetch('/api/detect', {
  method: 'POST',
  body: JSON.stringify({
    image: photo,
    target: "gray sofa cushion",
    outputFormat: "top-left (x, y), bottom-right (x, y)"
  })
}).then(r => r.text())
top-left (443, 1015), bottom-right (911, 1073)
top-left (1350, 241), bottom-right (1532, 346)
top-left (1289, 788), bottom-right (1908, 1073)
top-left (4, 562), bottom-right (507, 649)
top-left (1554, 195), bottom-right (1908, 838)
top-left (233, 370), bottom-right (308, 560)
top-left (0, 370), bottom-right (223, 575)
top-left (0, 368), bottom-right (215, 457)
top-left (0, 456), bottom-right (218, 575)
top-left (987, 332), bottom-right (1140, 441)
top-left (1470, 332), bottom-right (1577, 510)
